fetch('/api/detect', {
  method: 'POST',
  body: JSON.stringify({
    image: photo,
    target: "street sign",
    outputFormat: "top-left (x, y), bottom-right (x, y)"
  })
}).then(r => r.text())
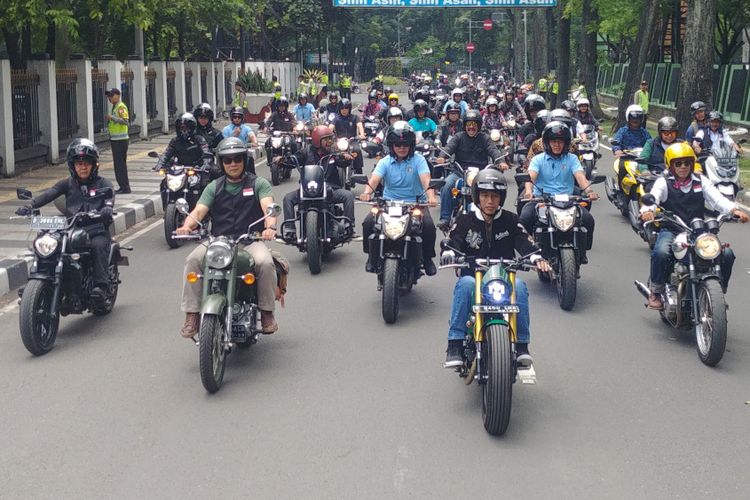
top-left (333, 0), bottom-right (558, 6)
top-left (466, 43), bottom-right (476, 54)
top-left (483, 19), bottom-right (493, 30)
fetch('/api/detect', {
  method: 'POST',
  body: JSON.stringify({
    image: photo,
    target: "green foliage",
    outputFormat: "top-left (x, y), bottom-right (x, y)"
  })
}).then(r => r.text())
top-left (405, 36), bottom-right (446, 73)
top-left (238, 70), bottom-right (274, 93)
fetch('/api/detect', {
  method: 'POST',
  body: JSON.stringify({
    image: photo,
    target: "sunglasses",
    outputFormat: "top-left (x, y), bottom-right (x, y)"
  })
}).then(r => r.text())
top-left (222, 155), bottom-right (245, 165)
top-left (673, 160), bottom-right (694, 168)
top-left (393, 142), bottom-right (410, 148)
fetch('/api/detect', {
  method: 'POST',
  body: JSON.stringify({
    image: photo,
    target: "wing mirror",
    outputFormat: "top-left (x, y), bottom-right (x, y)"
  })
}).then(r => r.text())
top-left (641, 194), bottom-right (656, 207)
top-left (265, 203), bottom-right (282, 218)
top-left (148, 151), bottom-right (159, 158)
top-left (175, 198), bottom-right (190, 215)
top-left (17, 188), bottom-right (32, 200)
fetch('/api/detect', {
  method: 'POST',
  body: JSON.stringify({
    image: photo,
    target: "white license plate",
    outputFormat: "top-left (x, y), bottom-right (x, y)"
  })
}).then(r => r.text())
top-left (472, 304), bottom-right (520, 313)
top-left (30, 216), bottom-right (66, 230)
top-left (388, 206), bottom-right (403, 217)
top-left (582, 153), bottom-right (594, 160)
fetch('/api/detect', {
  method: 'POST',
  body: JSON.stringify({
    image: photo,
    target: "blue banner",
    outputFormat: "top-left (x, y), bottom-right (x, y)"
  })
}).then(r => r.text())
top-left (333, 0), bottom-right (557, 6)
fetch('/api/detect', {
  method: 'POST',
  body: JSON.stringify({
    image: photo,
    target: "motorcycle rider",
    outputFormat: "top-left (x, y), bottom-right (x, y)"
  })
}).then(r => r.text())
top-left (282, 125), bottom-right (356, 241)
top-left (685, 101), bottom-right (709, 144)
top-left (362, 90), bottom-right (385, 119)
top-left (517, 94), bottom-right (546, 143)
top-left (16, 139), bottom-right (115, 305)
top-left (263, 96), bottom-right (297, 161)
top-left (638, 116), bottom-right (682, 171)
top-left (437, 102), bottom-right (463, 146)
top-left (405, 92), bottom-right (440, 124)
top-left (359, 121), bottom-right (439, 276)
top-left (693, 111), bottom-right (743, 156)
top-left (193, 103), bottom-right (224, 150)
top-left (498, 88), bottom-right (527, 122)
top-left (436, 110), bottom-right (509, 228)
top-left (640, 143), bottom-right (748, 309)
top-left (175, 137), bottom-right (280, 339)
top-left (293, 93), bottom-right (316, 123)
top-left (407, 99), bottom-right (438, 135)
top-left (481, 97), bottom-right (506, 131)
top-left (222, 106), bottom-right (258, 147)
top-left (611, 105), bottom-right (651, 156)
top-left (520, 122), bottom-right (598, 263)
top-left (372, 107), bottom-right (407, 149)
top-left (330, 98), bottom-right (365, 174)
top-left (157, 113), bottom-right (217, 178)
top-left (320, 92), bottom-right (342, 116)
top-left (574, 98), bottom-right (599, 128)
top-left (440, 169), bottom-right (551, 367)
top-left (378, 93), bottom-right (406, 121)
top-left (442, 88), bottom-right (469, 118)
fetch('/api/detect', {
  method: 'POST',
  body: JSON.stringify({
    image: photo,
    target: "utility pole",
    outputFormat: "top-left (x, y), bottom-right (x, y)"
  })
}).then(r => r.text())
top-left (523, 10), bottom-right (529, 81)
top-left (469, 19), bottom-right (472, 73)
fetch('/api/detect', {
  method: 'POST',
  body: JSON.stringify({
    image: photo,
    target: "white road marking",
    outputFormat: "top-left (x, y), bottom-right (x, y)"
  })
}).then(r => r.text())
top-left (119, 219), bottom-right (163, 245)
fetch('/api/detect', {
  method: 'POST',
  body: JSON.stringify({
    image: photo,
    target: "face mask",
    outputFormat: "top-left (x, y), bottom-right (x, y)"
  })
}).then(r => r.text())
top-left (275, 91), bottom-right (282, 99)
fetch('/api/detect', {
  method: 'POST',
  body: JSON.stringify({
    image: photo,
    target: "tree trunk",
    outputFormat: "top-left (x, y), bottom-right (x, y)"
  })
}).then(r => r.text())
top-left (557, 1), bottom-right (571, 105)
top-left (510, 10), bottom-right (525, 80)
top-left (2, 28), bottom-right (24, 69)
top-left (675, 0), bottom-right (717, 131)
top-left (531, 10), bottom-right (547, 81)
top-left (580, 0), bottom-right (602, 116)
top-left (612, 0), bottom-right (659, 132)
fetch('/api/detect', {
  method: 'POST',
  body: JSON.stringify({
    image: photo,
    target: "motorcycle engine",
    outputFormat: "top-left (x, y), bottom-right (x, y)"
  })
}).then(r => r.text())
top-left (328, 217), bottom-right (349, 241)
top-left (662, 284), bottom-right (680, 325)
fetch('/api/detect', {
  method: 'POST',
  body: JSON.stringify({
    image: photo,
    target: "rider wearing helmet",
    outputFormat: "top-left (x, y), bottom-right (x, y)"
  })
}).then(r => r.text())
top-left (331, 98), bottom-right (365, 174)
top-left (440, 168), bottom-right (551, 367)
top-left (639, 116), bottom-right (682, 171)
top-left (560, 100), bottom-right (577, 115)
top-left (442, 88), bottom-right (469, 118)
top-left (293, 93), bottom-right (316, 122)
top-left (499, 88), bottom-right (527, 122)
top-left (574, 98), bottom-right (598, 128)
top-left (640, 142), bottom-right (748, 310)
top-left (436, 110), bottom-right (509, 227)
top-left (407, 99), bottom-right (438, 134)
top-left (406, 95), bottom-right (440, 123)
top-left (438, 101), bottom-right (464, 146)
top-left (281, 125), bottom-right (356, 240)
top-left (224, 106), bottom-right (258, 146)
top-left (176, 137), bottom-right (279, 339)
top-left (320, 92), bottom-right (342, 115)
top-left (611, 104), bottom-right (651, 156)
top-left (685, 101), bottom-right (708, 144)
top-left (193, 103), bottom-right (223, 150)
top-left (378, 93), bottom-right (405, 121)
top-left (520, 121), bottom-right (598, 263)
top-left (263, 96), bottom-right (297, 161)
top-left (693, 111), bottom-right (743, 156)
top-left (359, 121), bottom-right (439, 276)
top-left (481, 96), bottom-right (506, 131)
top-left (373, 107), bottom-right (406, 147)
top-left (159, 112), bottom-right (215, 175)
top-left (363, 90), bottom-right (385, 118)
top-left (16, 139), bottom-right (116, 305)
top-left (521, 109), bottom-right (554, 172)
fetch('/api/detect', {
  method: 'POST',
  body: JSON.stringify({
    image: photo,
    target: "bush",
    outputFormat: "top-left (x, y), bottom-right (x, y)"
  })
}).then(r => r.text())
top-left (237, 70), bottom-right (274, 94)
top-left (381, 76), bottom-right (404, 86)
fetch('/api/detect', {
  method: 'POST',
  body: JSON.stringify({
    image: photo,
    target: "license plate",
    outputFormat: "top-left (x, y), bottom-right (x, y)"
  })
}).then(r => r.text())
top-left (472, 304), bottom-right (520, 313)
top-left (388, 206), bottom-right (403, 217)
top-left (30, 216), bottom-right (66, 230)
top-left (582, 153), bottom-right (594, 160)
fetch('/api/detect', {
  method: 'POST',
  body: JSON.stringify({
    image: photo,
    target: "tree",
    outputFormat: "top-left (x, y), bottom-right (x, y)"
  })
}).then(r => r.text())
top-left (715, 0), bottom-right (750, 64)
top-left (557, 0), bottom-right (572, 107)
top-left (675, 0), bottom-right (717, 131)
top-left (580, 0), bottom-right (602, 116)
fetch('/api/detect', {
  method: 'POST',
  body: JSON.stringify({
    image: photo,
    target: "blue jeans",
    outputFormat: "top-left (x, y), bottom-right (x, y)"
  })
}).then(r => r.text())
top-left (448, 275), bottom-right (530, 343)
top-left (440, 173), bottom-right (461, 221)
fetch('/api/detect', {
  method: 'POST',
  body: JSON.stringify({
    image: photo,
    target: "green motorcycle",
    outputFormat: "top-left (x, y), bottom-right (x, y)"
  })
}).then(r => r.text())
top-left (174, 199), bottom-right (282, 393)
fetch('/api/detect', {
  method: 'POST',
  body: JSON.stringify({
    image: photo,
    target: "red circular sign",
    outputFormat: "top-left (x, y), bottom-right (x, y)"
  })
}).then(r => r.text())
top-left (483, 19), bottom-right (493, 31)
top-left (466, 43), bottom-right (476, 53)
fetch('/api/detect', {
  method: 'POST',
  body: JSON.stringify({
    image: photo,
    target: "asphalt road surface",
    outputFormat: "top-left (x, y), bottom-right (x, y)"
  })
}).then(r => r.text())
top-left (1, 143), bottom-right (750, 499)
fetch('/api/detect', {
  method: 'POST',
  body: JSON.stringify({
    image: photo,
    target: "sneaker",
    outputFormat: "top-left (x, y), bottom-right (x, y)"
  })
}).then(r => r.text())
top-left (260, 310), bottom-right (278, 334)
top-left (115, 187), bottom-right (131, 194)
top-left (444, 340), bottom-right (464, 368)
top-left (365, 259), bottom-right (376, 273)
top-left (646, 293), bottom-right (664, 310)
top-left (516, 343), bottom-right (533, 367)
top-left (424, 259), bottom-right (437, 276)
top-left (438, 219), bottom-right (451, 232)
top-left (181, 312), bottom-right (200, 339)
top-left (282, 229), bottom-right (296, 243)
top-left (580, 254), bottom-right (589, 265)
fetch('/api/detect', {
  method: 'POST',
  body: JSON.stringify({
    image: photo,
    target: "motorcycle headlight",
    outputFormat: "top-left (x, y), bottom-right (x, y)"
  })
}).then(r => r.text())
top-left (482, 279), bottom-right (512, 305)
top-left (383, 216), bottom-right (408, 240)
top-left (295, 122), bottom-right (305, 131)
top-left (465, 167), bottom-right (480, 187)
top-left (271, 137), bottom-right (283, 149)
top-left (694, 233), bottom-right (721, 260)
top-left (205, 240), bottom-right (233, 269)
top-left (549, 206), bottom-right (576, 232)
top-left (490, 129), bottom-right (501, 142)
top-left (507, 119), bottom-right (516, 128)
top-left (337, 138), bottom-right (349, 151)
top-left (166, 174), bottom-right (186, 191)
top-left (34, 233), bottom-right (59, 257)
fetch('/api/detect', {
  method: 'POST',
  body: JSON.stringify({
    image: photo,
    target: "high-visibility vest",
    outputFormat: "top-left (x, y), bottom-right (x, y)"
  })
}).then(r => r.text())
top-left (537, 78), bottom-right (548, 92)
top-left (296, 81), bottom-right (310, 96)
top-left (320, 74), bottom-right (329, 85)
top-left (309, 80), bottom-right (317, 96)
top-left (342, 76), bottom-right (352, 88)
top-left (551, 81), bottom-right (559, 95)
top-left (108, 101), bottom-right (129, 141)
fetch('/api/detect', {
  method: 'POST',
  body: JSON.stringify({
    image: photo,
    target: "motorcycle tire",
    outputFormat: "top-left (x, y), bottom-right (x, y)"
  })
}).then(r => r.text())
top-left (164, 203), bottom-right (183, 249)
top-left (482, 323), bottom-right (513, 436)
top-left (199, 314), bottom-right (227, 394)
top-left (584, 160), bottom-right (594, 180)
top-left (557, 248), bottom-right (578, 311)
top-left (92, 263), bottom-right (119, 316)
top-left (19, 280), bottom-right (60, 356)
top-left (306, 211), bottom-right (322, 275)
top-left (695, 279), bottom-right (727, 367)
top-left (382, 258), bottom-right (400, 324)
top-left (270, 163), bottom-right (280, 186)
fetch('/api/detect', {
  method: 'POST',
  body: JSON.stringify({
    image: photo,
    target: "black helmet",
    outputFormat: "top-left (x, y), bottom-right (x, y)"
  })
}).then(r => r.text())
top-left (690, 101), bottom-right (707, 115)
top-left (384, 86), bottom-right (393, 96)
top-left (427, 89), bottom-right (436, 102)
top-left (463, 110), bottom-right (482, 129)
top-left (542, 121), bottom-right (571, 158)
top-left (471, 168), bottom-right (507, 208)
top-left (657, 116), bottom-right (679, 134)
top-left (278, 96), bottom-right (289, 109)
top-left (340, 98), bottom-right (352, 111)
top-left (413, 89), bottom-right (427, 102)
top-left (560, 100), bottom-right (577, 113)
top-left (175, 112), bottom-right (197, 140)
top-left (523, 93), bottom-right (546, 114)
top-left (707, 110), bottom-right (723, 125)
top-left (298, 92), bottom-right (308, 103)
top-left (386, 121), bottom-right (416, 158)
top-left (230, 106), bottom-right (244, 121)
top-left (66, 138), bottom-right (100, 180)
top-left (193, 102), bottom-right (214, 123)
top-left (215, 137), bottom-right (249, 174)
top-left (369, 90), bottom-right (378, 100)
top-left (413, 99), bottom-right (428, 114)
top-left (488, 85), bottom-right (498, 95)
top-left (534, 109), bottom-right (552, 137)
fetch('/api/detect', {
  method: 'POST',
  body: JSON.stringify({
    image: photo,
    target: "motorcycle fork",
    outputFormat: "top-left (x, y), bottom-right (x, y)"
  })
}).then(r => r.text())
top-left (687, 254), bottom-right (700, 325)
top-left (50, 234), bottom-right (69, 318)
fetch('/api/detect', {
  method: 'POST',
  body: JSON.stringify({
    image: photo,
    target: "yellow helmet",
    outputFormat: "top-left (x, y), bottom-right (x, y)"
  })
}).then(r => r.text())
top-left (388, 93), bottom-right (399, 102)
top-left (664, 142), bottom-right (700, 173)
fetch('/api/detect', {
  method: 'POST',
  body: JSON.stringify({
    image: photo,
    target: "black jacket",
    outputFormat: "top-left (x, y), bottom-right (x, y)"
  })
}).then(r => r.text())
top-left (333, 113), bottom-right (359, 138)
top-left (32, 176), bottom-right (115, 231)
top-left (448, 208), bottom-right (538, 276)
top-left (264, 111), bottom-right (296, 132)
top-left (156, 134), bottom-right (213, 170)
top-left (438, 120), bottom-right (463, 146)
top-left (441, 131), bottom-right (504, 167)
top-left (196, 125), bottom-right (224, 150)
top-left (294, 145), bottom-right (343, 189)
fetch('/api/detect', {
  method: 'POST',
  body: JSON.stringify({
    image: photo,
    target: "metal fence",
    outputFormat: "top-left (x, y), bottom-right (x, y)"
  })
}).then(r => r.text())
top-left (185, 68), bottom-right (193, 111)
top-left (200, 67), bottom-right (208, 104)
top-left (225, 70), bottom-right (232, 106)
top-left (120, 67), bottom-right (134, 122)
top-left (167, 67), bottom-right (177, 124)
top-left (56, 68), bottom-right (78, 140)
top-left (91, 68), bottom-right (109, 134)
top-left (145, 68), bottom-right (157, 120)
top-left (10, 69), bottom-right (41, 150)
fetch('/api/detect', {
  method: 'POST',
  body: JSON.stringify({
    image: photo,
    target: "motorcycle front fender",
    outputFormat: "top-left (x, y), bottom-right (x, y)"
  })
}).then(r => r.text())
top-left (201, 292), bottom-right (227, 316)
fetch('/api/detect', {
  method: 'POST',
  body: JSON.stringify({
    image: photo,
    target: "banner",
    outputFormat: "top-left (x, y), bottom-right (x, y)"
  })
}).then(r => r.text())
top-left (333, 0), bottom-right (557, 7)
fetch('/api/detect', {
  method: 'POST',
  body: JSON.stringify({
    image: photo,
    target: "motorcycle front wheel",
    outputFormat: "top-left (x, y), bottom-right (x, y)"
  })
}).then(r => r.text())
top-left (306, 211), bottom-right (322, 275)
top-left (164, 203), bottom-right (183, 249)
top-left (382, 257), bottom-right (400, 324)
top-left (482, 323), bottom-right (513, 436)
top-left (19, 280), bottom-right (60, 356)
top-left (557, 248), bottom-right (577, 311)
top-left (270, 162), bottom-right (280, 186)
top-left (695, 279), bottom-right (727, 367)
top-left (199, 314), bottom-right (227, 393)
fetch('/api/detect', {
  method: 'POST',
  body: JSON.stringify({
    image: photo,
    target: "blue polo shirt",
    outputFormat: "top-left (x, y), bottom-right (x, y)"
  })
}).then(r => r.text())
top-left (222, 124), bottom-right (255, 144)
top-left (528, 152), bottom-right (583, 196)
top-left (293, 103), bottom-right (316, 122)
top-left (373, 153), bottom-right (430, 202)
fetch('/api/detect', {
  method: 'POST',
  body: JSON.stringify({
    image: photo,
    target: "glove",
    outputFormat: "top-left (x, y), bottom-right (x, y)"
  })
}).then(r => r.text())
top-left (99, 206), bottom-right (114, 220)
top-left (440, 250), bottom-right (456, 266)
top-left (15, 206), bottom-right (32, 216)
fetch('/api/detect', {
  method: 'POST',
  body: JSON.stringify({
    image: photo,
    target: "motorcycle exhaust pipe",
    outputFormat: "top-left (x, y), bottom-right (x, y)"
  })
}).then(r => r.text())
top-left (634, 280), bottom-right (650, 299)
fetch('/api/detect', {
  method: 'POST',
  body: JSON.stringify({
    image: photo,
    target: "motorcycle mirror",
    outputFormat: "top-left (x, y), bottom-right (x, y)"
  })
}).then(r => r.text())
top-left (429, 179), bottom-right (446, 190)
top-left (351, 174), bottom-right (369, 185)
top-left (16, 188), bottom-right (32, 200)
top-left (148, 151), bottom-right (159, 158)
top-left (609, 138), bottom-right (620, 146)
top-left (96, 187), bottom-right (114, 199)
top-left (175, 198), bottom-right (190, 214)
top-left (641, 194), bottom-right (656, 207)
top-left (591, 175), bottom-right (606, 185)
top-left (738, 138), bottom-right (747, 145)
top-left (265, 203), bottom-right (282, 218)
top-left (515, 173), bottom-right (531, 184)
top-left (440, 238), bottom-right (454, 251)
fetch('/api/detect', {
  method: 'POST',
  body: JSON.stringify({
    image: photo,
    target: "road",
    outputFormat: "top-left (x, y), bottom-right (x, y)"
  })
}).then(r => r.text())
top-left (1, 139), bottom-right (750, 499)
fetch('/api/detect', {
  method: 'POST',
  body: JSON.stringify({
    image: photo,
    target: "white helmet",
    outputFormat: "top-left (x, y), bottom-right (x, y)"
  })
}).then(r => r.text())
top-left (577, 98), bottom-right (590, 108)
top-left (451, 88), bottom-right (464, 98)
top-left (625, 104), bottom-right (645, 122)
top-left (485, 97), bottom-right (499, 107)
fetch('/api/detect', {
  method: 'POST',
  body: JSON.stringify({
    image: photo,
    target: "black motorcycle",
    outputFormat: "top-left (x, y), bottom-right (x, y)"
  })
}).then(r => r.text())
top-left (354, 176), bottom-right (444, 324)
top-left (15, 187), bottom-right (131, 356)
top-left (281, 155), bottom-right (355, 275)
top-left (268, 131), bottom-right (296, 186)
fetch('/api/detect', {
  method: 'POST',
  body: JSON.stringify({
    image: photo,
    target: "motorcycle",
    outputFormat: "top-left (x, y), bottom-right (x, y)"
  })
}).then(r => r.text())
top-left (362, 115), bottom-right (383, 149)
top-left (294, 120), bottom-right (311, 150)
top-left (635, 195), bottom-right (737, 367)
top-left (439, 244), bottom-right (538, 436)
top-left (280, 153), bottom-right (355, 275)
top-left (333, 137), bottom-right (359, 190)
top-left (516, 174), bottom-right (604, 311)
top-left (15, 187), bottom-right (131, 356)
top-left (604, 142), bottom-right (644, 218)
top-left (700, 138), bottom-right (745, 204)
top-left (268, 130), bottom-right (296, 186)
top-left (578, 124), bottom-right (601, 180)
top-left (415, 131), bottom-right (439, 177)
top-left (172, 199), bottom-right (282, 393)
top-left (440, 159), bottom-right (480, 232)
top-left (353, 176), bottom-right (444, 324)
top-left (149, 151), bottom-right (210, 249)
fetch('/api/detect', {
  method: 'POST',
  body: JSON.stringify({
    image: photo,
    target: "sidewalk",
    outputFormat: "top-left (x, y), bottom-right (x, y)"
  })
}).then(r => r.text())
top-left (0, 125), bottom-right (265, 296)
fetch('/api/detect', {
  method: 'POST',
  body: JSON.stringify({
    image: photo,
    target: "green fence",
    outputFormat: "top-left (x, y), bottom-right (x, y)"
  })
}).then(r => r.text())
top-left (597, 63), bottom-right (750, 125)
